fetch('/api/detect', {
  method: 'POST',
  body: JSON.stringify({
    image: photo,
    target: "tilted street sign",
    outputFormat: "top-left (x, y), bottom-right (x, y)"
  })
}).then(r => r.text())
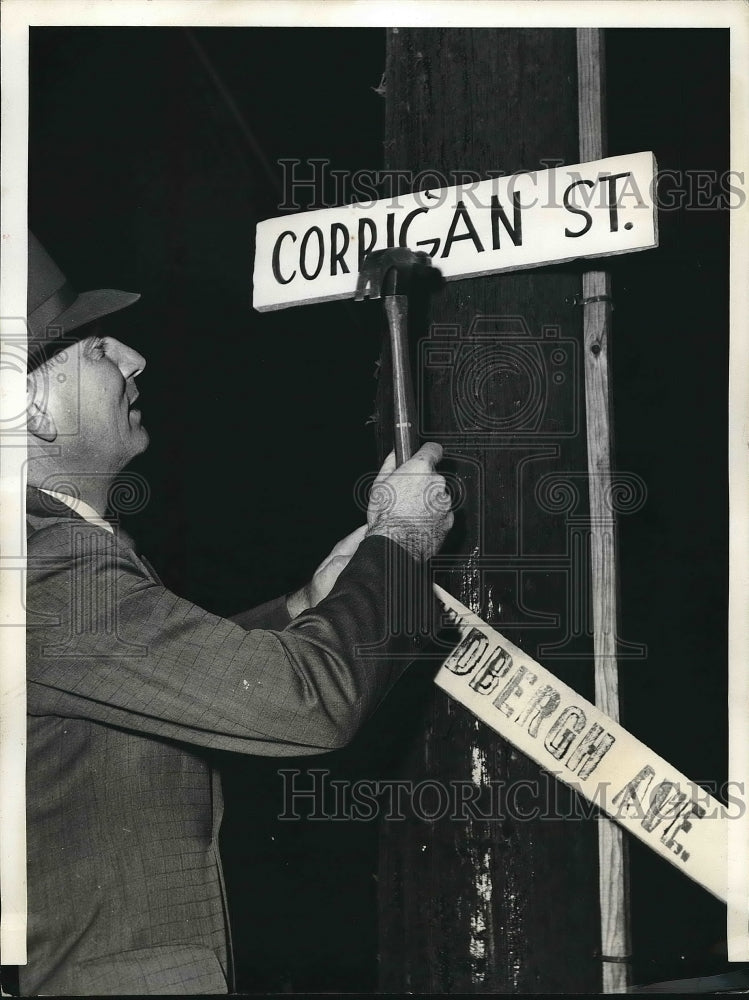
top-left (253, 151), bottom-right (658, 312)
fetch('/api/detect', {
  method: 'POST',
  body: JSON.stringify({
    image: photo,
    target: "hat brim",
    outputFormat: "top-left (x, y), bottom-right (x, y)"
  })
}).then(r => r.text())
top-left (54, 288), bottom-right (141, 335)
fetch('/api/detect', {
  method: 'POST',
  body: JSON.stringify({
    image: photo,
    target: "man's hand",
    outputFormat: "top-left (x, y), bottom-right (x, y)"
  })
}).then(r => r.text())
top-left (285, 443), bottom-right (452, 618)
top-left (365, 442), bottom-right (453, 562)
top-left (286, 524), bottom-right (368, 618)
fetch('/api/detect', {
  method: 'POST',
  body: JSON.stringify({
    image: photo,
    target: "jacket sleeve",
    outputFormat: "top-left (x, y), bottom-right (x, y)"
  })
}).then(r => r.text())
top-left (26, 521), bottom-right (426, 755)
top-left (230, 595), bottom-right (292, 632)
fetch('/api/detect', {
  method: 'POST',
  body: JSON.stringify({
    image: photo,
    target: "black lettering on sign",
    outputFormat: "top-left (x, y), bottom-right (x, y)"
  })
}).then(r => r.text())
top-left (386, 212), bottom-right (396, 248)
top-left (602, 172), bottom-right (631, 233)
top-left (416, 235), bottom-right (441, 257)
top-left (544, 705), bottom-right (586, 760)
top-left (515, 684), bottom-right (561, 738)
top-left (443, 627), bottom-right (490, 676)
top-left (399, 207), bottom-right (429, 246)
top-left (441, 605), bottom-right (463, 630)
top-left (493, 664), bottom-right (537, 719)
top-left (299, 226), bottom-right (324, 281)
top-left (641, 781), bottom-right (687, 834)
top-left (441, 201), bottom-right (485, 258)
top-left (490, 193), bottom-right (523, 249)
top-left (612, 765), bottom-right (656, 820)
top-left (661, 800), bottom-right (706, 864)
top-left (330, 223), bottom-right (350, 276)
top-left (612, 769), bottom-right (705, 865)
top-left (468, 645), bottom-right (512, 695)
top-left (565, 723), bottom-right (616, 780)
top-left (272, 230), bottom-right (297, 285)
top-left (357, 218), bottom-right (377, 270)
top-left (563, 179), bottom-right (594, 238)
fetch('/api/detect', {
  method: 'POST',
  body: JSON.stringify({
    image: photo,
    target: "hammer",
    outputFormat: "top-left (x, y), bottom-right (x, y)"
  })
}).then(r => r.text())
top-left (355, 247), bottom-right (440, 466)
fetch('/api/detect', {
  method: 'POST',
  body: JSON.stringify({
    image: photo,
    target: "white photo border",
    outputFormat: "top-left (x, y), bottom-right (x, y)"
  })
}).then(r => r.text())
top-left (2, 0), bottom-right (747, 972)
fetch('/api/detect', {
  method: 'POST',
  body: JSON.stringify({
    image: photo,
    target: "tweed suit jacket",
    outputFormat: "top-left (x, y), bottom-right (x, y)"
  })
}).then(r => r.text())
top-left (21, 487), bottom-right (419, 996)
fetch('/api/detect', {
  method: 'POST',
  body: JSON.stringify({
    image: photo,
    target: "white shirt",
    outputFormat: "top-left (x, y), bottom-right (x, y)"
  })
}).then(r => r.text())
top-left (37, 488), bottom-right (114, 535)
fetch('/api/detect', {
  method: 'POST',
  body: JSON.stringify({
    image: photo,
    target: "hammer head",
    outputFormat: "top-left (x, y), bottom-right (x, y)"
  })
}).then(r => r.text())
top-left (355, 247), bottom-right (439, 301)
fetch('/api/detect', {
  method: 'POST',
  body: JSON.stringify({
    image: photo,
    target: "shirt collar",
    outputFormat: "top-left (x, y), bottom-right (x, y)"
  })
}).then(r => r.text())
top-left (37, 488), bottom-right (114, 535)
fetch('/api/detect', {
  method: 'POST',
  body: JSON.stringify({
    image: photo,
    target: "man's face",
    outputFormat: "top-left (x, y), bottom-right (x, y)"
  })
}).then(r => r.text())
top-left (30, 333), bottom-right (149, 474)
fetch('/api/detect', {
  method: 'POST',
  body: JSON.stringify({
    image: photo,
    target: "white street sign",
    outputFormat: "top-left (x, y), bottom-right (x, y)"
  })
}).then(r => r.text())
top-left (253, 151), bottom-right (658, 312)
top-left (433, 584), bottom-right (728, 903)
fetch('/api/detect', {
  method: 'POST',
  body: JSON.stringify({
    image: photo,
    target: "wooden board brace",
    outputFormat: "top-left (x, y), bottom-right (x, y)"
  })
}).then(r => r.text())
top-left (577, 27), bottom-right (631, 993)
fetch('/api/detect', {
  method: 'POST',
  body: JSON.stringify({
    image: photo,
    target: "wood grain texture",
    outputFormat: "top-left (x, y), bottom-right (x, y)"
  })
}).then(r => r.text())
top-left (376, 27), bottom-right (599, 993)
top-left (577, 27), bottom-right (632, 992)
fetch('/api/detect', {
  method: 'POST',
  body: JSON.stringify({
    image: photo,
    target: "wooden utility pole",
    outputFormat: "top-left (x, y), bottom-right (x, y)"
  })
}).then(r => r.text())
top-left (376, 28), bottom-right (601, 993)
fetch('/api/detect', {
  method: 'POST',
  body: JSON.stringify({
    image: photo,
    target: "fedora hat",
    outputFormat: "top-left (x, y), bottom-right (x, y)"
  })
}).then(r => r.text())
top-left (27, 231), bottom-right (140, 369)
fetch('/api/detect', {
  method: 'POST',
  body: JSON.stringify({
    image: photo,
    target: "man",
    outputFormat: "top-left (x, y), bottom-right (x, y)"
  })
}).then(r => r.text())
top-left (18, 232), bottom-right (452, 995)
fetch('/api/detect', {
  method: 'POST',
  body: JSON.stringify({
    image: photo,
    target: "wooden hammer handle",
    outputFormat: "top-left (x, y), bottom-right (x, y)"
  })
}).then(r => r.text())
top-left (383, 293), bottom-right (418, 466)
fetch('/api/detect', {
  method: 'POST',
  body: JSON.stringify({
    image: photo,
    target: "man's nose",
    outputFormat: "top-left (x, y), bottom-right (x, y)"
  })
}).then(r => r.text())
top-left (109, 339), bottom-right (147, 379)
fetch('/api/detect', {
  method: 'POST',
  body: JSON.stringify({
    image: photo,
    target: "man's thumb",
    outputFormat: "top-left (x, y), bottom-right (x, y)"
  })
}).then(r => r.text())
top-left (373, 449), bottom-right (397, 485)
top-left (408, 441), bottom-right (444, 469)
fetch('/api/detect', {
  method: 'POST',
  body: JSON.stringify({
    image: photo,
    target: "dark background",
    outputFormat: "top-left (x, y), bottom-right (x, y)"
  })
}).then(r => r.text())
top-left (29, 27), bottom-right (729, 991)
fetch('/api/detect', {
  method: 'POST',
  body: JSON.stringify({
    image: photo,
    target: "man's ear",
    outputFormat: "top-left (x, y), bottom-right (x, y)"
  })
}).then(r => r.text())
top-left (26, 376), bottom-right (57, 442)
